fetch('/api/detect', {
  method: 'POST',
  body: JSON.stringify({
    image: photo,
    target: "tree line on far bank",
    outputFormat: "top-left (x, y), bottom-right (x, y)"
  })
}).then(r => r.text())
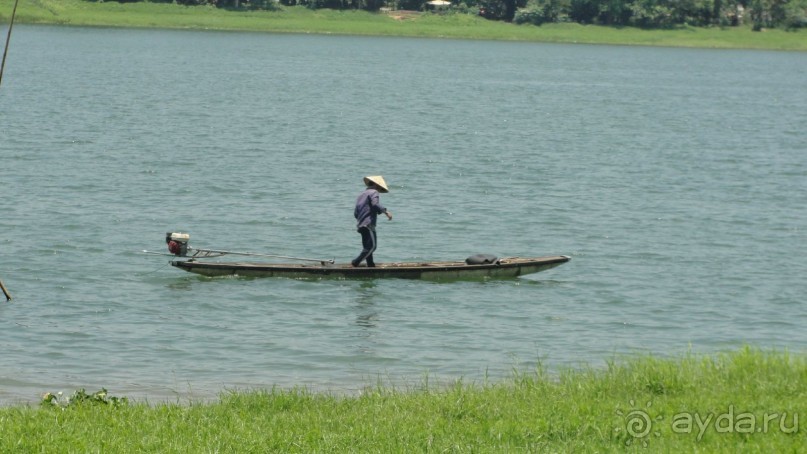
top-left (92, 0), bottom-right (807, 30)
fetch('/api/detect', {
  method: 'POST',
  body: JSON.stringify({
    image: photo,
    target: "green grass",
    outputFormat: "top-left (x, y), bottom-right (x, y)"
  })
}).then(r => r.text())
top-left (1, 347), bottom-right (804, 451)
top-left (1, 0), bottom-right (805, 50)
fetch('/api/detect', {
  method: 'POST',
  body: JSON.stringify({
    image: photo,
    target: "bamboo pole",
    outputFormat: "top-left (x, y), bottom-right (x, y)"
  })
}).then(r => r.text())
top-left (0, 0), bottom-right (21, 89)
top-left (0, 277), bottom-right (10, 301)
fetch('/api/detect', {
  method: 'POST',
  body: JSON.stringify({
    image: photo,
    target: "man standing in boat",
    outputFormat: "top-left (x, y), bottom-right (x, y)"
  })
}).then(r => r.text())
top-left (352, 176), bottom-right (392, 268)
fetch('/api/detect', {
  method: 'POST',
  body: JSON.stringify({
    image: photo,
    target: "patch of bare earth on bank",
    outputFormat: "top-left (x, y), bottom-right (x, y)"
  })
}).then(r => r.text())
top-left (381, 9), bottom-right (422, 21)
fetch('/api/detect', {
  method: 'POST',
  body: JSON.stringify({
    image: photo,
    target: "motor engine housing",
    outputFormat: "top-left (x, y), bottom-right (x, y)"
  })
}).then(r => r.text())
top-left (166, 232), bottom-right (190, 256)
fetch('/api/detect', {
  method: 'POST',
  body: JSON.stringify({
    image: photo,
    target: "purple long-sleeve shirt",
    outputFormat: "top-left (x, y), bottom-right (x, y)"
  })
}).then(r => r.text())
top-left (354, 188), bottom-right (387, 228)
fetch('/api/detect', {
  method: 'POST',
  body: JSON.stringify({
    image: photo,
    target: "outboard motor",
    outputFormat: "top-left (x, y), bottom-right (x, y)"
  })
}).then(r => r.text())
top-left (166, 232), bottom-right (190, 257)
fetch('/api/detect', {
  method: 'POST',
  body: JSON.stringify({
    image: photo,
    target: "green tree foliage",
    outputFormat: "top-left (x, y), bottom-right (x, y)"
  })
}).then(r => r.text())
top-left (515, 0), bottom-right (804, 28)
top-left (398, 0), bottom-right (428, 10)
top-left (277, 0), bottom-right (385, 10)
top-left (751, 0), bottom-right (807, 29)
top-left (629, 0), bottom-right (676, 27)
top-left (783, 0), bottom-right (807, 28)
top-left (569, 0), bottom-right (601, 23)
top-left (85, 0), bottom-right (807, 28)
top-left (104, 0), bottom-right (278, 9)
top-left (514, 0), bottom-right (571, 24)
top-left (479, 0), bottom-right (528, 21)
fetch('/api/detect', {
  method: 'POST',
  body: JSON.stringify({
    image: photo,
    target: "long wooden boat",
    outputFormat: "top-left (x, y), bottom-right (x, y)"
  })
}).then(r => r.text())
top-left (170, 255), bottom-right (571, 280)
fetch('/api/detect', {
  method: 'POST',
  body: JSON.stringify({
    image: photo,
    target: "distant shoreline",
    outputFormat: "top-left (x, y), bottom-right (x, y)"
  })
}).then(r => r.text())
top-left (3, 0), bottom-right (805, 51)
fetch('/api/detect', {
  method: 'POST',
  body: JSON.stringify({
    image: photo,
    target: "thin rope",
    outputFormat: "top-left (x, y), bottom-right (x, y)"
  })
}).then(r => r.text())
top-left (137, 261), bottom-right (174, 277)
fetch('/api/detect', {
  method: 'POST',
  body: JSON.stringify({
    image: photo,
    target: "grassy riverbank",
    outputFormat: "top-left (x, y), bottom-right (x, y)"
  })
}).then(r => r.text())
top-left (2, 0), bottom-right (805, 50)
top-left (1, 348), bottom-right (803, 451)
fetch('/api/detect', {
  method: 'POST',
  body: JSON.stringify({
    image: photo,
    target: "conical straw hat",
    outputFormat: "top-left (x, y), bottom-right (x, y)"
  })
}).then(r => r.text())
top-left (363, 175), bottom-right (389, 193)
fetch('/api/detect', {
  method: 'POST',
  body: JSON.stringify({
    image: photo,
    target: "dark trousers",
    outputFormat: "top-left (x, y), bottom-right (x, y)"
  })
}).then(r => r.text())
top-left (352, 226), bottom-right (377, 267)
